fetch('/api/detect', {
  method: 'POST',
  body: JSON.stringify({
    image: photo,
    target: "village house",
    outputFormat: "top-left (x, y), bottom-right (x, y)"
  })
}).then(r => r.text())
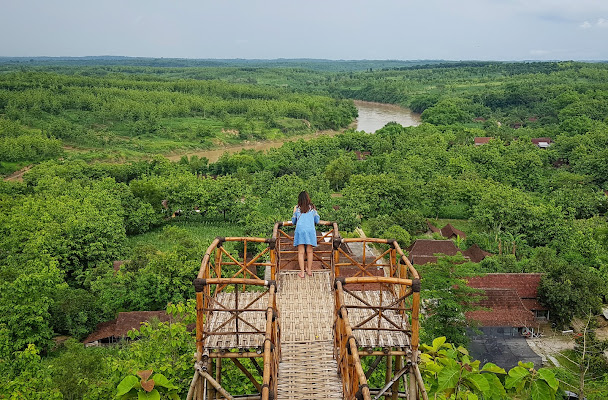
top-left (474, 137), bottom-right (493, 146)
top-left (465, 273), bottom-right (547, 369)
top-left (84, 311), bottom-right (174, 345)
top-left (466, 273), bottom-right (549, 322)
top-left (531, 137), bottom-right (552, 149)
top-left (427, 221), bottom-right (467, 240)
top-left (405, 239), bottom-right (466, 265)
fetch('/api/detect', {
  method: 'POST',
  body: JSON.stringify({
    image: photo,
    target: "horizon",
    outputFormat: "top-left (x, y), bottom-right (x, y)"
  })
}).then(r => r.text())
top-left (2, 55), bottom-right (606, 63)
top-left (1, 1), bottom-right (607, 61)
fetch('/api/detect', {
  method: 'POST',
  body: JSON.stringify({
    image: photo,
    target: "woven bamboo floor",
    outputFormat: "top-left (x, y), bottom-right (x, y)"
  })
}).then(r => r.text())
top-left (277, 341), bottom-right (343, 400)
top-left (204, 291), bottom-right (269, 349)
top-left (343, 290), bottom-right (411, 348)
top-left (278, 270), bottom-right (334, 342)
top-left (276, 270), bottom-right (342, 399)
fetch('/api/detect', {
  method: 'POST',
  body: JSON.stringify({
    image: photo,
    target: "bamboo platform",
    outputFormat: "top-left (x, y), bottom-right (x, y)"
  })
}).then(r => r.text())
top-left (278, 270), bottom-right (334, 342)
top-left (190, 225), bottom-right (425, 400)
top-left (343, 290), bottom-right (411, 348)
top-left (276, 270), bottom-right (343, 399)
top-left (204, 291), bottom-right (269, 349)
top-left (277, 341), bottom-right (343, 400)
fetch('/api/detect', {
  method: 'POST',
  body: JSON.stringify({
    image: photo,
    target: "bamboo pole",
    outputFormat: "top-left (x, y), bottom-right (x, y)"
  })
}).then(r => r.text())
top-left (186, 370), bottom-right (199, 400)
top-left (344, 277), bottom-right (414, 286)
top-left (231, 358), bottom-right (262, 392)
top-left (392, 356), bottom-right (403, 400)
top-left (335, 280), bottom-right (370, 400)
top-left (413, 364), bottom-right (429, 400)
top-left (262, 283), bottom-right (277, 400)
top-left (198, 370), bottom-right (235, 400)
top-left (196, 292), bottom-right (205, 362)
top-left (215, 358), bottom-right (221, 400)
top-left (385, 353), bottom-right (393, 400)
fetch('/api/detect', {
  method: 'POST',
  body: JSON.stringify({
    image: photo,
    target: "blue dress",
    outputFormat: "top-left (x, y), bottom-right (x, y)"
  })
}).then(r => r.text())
top-left (292, 207), bottom-right (320, 246)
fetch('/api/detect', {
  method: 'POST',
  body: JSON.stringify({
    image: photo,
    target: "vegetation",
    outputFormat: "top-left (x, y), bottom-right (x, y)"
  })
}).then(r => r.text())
top-left (1, 59), bottom-right (608, 398)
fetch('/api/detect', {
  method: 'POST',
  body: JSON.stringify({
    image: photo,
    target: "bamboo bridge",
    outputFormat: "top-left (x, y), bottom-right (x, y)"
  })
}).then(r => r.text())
top-left (186, 221), bottom-right (427, 400)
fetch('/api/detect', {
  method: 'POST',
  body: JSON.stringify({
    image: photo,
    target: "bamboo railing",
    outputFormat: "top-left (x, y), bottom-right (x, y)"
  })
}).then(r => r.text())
top-left (332, 237), bottom-right (427, 400)
top-left (188, 227), bottom-right (426, 400)
top-left (272, 220), bottom-right (338, 274)
top-left (188, 237), bottom-right (280, 400)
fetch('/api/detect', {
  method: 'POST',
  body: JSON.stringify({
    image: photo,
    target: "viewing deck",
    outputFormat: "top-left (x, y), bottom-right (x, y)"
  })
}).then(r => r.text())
top-left (187, 221), bottom-right (426, 400)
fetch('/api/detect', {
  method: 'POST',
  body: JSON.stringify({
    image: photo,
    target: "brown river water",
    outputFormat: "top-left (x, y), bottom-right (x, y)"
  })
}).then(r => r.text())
top-left (167, 101), bottom-right (420, 163)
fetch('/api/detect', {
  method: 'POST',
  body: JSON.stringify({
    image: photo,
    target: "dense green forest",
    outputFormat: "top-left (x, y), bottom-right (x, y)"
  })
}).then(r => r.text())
top-left (1, 60), bottom-right (608, 398)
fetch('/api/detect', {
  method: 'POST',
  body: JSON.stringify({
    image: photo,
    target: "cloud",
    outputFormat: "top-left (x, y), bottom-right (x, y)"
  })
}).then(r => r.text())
top-left (580, 18), bottom-right (608, 29)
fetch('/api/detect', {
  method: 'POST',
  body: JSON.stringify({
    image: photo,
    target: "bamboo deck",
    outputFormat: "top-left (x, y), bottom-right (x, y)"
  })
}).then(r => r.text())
top-left (343, 290), bottom-right (411, 348)
top-left (278, 270), bottom-right (334, 343)
top-left (277, 341), bottom-right (343, 400)
top-left (204, 291), bottom-right (269, 349)
top-left (276, 270), bottom-right (342, 399)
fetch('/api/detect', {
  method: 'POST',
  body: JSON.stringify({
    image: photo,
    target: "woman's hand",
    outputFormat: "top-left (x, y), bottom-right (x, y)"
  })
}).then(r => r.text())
top-left (293, 205), bottom-right (298, 212)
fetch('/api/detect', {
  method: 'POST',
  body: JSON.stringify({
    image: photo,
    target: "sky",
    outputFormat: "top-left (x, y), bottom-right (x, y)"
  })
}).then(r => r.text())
top-left (1, 0), bottom-right (607, 61)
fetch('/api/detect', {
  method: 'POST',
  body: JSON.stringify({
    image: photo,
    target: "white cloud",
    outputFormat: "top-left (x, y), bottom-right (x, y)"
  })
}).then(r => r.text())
top-left (529, 49), bottom-right (551, 56)
top-left (580, 18), bottom-right (608, 29)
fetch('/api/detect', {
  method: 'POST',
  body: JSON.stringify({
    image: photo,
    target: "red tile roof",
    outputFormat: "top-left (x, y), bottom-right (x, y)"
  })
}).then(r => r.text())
top-left (466, 288), bottom-right (536, 327)
top-left (440, 224), bottom-right (466, 240)
top-left (406, 239), bottom-right (464, 265)
top-left (463, 244), bottom-right (492, 263)
top-left (467, 273), bottom-right (547, 312)
top-left (474, 137), bottom-right (493, 145)
top-left (426, 220), bottom-right (441, 234)
top-left (531, 137), bottom-right (552, 145)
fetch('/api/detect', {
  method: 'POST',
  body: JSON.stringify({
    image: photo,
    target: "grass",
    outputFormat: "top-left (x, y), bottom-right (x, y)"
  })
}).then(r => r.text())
top-left (125, 219), bottom-right (246, 256)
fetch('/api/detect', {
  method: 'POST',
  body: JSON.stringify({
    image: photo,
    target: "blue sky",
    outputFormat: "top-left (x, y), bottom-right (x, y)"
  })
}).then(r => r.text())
top-left (1, 0), bottom-right (607, 60)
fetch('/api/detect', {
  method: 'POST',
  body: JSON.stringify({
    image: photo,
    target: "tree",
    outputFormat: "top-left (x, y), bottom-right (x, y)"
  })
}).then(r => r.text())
top-left (418, 255), bottom-right (484, 346)
top-left (324, 154), bottom-right (356, 190)
top-left (538, 259), bottom-right (603, 328)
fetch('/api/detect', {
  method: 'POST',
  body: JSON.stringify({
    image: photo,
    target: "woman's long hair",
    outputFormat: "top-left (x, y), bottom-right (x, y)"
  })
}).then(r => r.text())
top-left (297, 191), bottom-right (315, 213)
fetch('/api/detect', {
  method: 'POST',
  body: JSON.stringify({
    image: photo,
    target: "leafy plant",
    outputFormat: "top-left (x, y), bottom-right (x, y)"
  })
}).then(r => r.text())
top-left (420, 337), bottom-right (560, 400)
top-left (116, 369), bottom-right (179, 400)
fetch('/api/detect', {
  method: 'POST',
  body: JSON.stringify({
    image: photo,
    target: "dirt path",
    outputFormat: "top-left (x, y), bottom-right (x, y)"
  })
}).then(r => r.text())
top-left (3, 165), bottom-right (32, 182)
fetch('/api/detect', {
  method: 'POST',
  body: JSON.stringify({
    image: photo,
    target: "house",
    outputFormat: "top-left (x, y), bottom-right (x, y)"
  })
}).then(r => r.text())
top-left (465, 274), bottom-right (547, 369)
top-left (405, 239), bottom-right (466, 265)
top-left (474, 137), bottom-right (493, 146)
top-left (466, 273), bottom-right (549, 323)
top-left (462, 244), bottom-right (492, 263)
top-left (440, 223), bottom-right (466, 240)
top-left (84, 311), bottom-right (174, 345)
top-left (531, 137), bottom-right (552, 149)
top-left (426, 221), bottom-right (466, 240)
top-left (354, 151), bottom-right (371, 160)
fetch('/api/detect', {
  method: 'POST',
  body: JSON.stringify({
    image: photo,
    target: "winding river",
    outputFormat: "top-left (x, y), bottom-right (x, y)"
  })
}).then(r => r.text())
top-left (167, 101), bottom-right (420, 163)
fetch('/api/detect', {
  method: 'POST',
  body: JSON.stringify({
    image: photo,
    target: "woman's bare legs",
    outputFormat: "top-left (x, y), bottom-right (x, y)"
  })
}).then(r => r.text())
top-left (306, 245), bottom-right (313, 275)
top-left (297, 244), bottom-right (305, 278)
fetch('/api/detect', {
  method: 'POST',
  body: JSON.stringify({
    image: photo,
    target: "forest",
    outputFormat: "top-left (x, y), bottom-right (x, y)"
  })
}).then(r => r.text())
top-left (1, 59), bottom-right (608, 399)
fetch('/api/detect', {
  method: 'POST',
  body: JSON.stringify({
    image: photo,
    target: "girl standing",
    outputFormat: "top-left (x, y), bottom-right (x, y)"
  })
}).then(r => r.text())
top-left (292, 191), bottom-right (320, 278)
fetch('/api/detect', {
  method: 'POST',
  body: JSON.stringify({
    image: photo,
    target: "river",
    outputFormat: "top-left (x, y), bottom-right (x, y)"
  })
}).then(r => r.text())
top-left (166, 101), bottom-right (420, 163)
